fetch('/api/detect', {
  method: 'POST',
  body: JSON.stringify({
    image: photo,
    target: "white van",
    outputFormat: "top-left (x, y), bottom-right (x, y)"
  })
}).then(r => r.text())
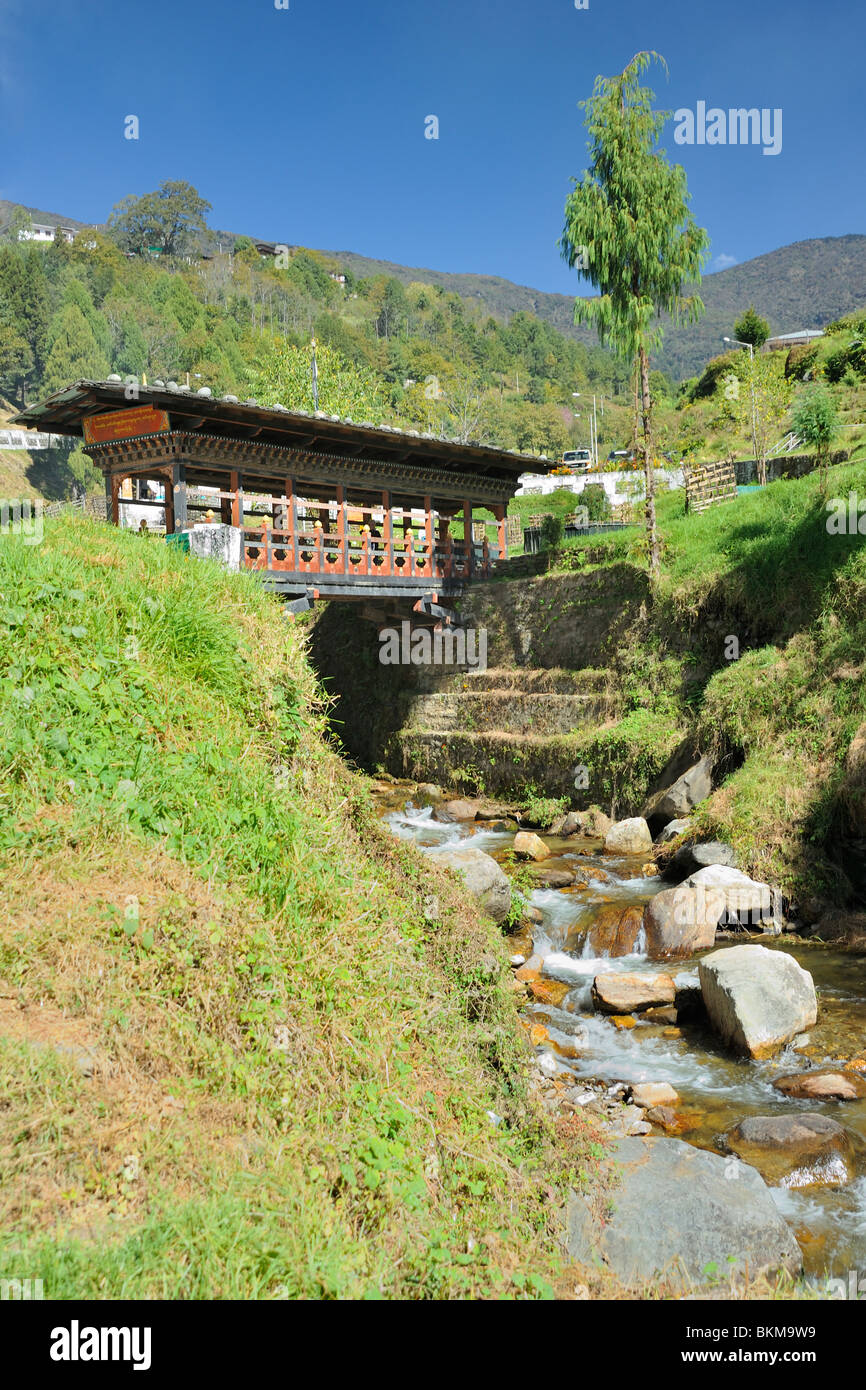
top-left (561, 449), bottom-right (592, 471)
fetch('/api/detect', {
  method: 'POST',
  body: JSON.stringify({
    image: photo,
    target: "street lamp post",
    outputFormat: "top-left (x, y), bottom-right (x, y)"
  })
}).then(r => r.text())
top-left (573, 391), bottom-right (599, 469)
top-left (724, 335), bottom-right (759, 479)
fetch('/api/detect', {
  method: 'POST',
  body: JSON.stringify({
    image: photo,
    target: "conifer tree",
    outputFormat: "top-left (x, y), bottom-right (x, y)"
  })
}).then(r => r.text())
top-left (43, 304), bottom-right (110, 393)
top-left (561, 51), bottom-right (708, 580)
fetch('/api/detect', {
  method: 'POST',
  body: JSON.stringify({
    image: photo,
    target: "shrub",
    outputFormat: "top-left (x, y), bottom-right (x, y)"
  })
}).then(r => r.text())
top-left (581, 483), bottom-right (611, 522)
top-left (539, 514), bottom-right (563, 549)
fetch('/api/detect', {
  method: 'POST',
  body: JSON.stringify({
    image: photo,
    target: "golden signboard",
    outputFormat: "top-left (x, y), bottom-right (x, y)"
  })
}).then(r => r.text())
top-left (83, 406), bottom-right (170, 445)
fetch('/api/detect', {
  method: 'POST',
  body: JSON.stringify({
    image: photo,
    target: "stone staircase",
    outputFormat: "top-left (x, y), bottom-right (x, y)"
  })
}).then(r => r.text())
top-left (394, 667), bottom-right (617, 797)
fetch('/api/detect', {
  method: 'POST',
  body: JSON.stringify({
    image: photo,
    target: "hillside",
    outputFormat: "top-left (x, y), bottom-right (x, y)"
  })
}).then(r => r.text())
top-left (3, 194), bottom-right (864, 383)
top-left (0, 515), bottom-right (602, 1298)
top-left (324, 235), bottom-right (866, 380)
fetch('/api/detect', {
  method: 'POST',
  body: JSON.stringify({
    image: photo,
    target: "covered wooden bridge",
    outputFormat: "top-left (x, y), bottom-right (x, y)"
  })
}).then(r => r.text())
top-left (17, 379), bottom-right (546, 622)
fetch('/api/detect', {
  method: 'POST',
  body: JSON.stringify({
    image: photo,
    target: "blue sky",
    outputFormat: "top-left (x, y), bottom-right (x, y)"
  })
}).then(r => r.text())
top-left (1, 0), bottom-right (862, 293)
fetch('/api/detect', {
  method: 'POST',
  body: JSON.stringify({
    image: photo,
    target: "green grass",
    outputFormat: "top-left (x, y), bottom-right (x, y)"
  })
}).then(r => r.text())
top-left (0, 517), bottom-right (602, 1299)
top-left (572, 457), bottom-right (866, 906)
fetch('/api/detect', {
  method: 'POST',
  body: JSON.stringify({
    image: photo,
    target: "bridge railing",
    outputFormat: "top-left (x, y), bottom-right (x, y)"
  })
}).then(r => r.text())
top-left (241, 521), bottom-right (499, 582)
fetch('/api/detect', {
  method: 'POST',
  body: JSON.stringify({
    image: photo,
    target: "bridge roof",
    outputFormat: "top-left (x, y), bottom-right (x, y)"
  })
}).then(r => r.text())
top-left (15, 379), bottom-right (553, 487)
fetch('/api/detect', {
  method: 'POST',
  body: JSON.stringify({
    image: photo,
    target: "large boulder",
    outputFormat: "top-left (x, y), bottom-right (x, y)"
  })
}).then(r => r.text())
top-left (433, 798), bottom-right (481, 823)
top-left (416, 783), bottom-right (442, 801)
top-left (698, 945), bottom-right (817, 1059)
top-left (662, 840), bottom-right (738, 883)
top-left (592, 971), bottom-right (676, 1014)
top-left (566, 1136), bottom-right (802, 1285)
top-left (530, 864), bottom-right (575, 888)
top-left (724, 1113), bottom-right (853, 1187)
top-left (513, 831), bottom-right (549, 862)
top-left (643, 755), bottom-right (714, 833)
top-left (573, 807), bottom-right (613, 839)
top-left (630, 1082), bottom-right (679, 1108)
top-left (581, 903), bottom-right (644, 957)
top-left (550, 808), bottom-right (613, 839)
top-left (548, 811), bottom-right (581, 837)
top-left (773, 1070), bottom-right (866, 1102)
top-left (643, 865), bottom-right (781, 960)
top-left (655, 818), bottom-right (691, 844)
top-left (603, 817), bottom-right (653, 856)
top-left (427, 844), bottom-right (511, 924)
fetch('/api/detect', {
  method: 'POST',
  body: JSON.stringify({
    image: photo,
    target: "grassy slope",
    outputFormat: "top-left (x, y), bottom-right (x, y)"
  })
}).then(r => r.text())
top-left (530, 449), bottom-right (866, 911)
top-left (0, 517), bottom-right (602, 1300)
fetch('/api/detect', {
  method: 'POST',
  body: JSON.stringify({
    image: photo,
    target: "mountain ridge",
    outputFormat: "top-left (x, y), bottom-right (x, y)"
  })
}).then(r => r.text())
top-left (2, 197), bottom-right (863, 378)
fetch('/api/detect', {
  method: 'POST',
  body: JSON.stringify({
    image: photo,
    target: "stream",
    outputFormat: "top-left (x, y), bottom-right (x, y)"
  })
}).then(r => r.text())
top-left (376, 783), bottom-right (866, 1281)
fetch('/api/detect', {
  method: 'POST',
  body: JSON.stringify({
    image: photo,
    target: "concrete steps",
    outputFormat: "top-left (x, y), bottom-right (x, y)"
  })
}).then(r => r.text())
top-left (395, 665), bottom-right (617, 795)
top-left (403, 690), bottom-right (609, 737)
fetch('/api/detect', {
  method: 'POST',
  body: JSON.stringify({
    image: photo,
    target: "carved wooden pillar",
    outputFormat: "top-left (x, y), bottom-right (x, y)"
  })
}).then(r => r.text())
top-left (463, 499), bottom-right (473, 576)
top-left (382, 490), bottom-right (393, 574)
top-left (495, 503), bottom-right (507, 564)
top-left (286, 477), bottom-right (298, 572)
top-left (106, 472), bottom-right (119, 527)
top-left (337, 484), bottom-right (348, 573)
top-left (423, 494), bottom-right (433, 570)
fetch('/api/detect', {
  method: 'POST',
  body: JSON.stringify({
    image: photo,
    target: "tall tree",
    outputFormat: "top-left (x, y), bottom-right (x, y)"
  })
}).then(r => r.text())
top-left (0, 246), bottom-right (50, 379)
top-left (0, 312), bottom-right (33, 404)
top-left (727, 351), bottom-right (791, 486)
top-left (108, 181), bottom-right (212, 258)
top-left (42, 304), bottom-right (110, 393)
top-left (560, 51), bottom-right (708, 580)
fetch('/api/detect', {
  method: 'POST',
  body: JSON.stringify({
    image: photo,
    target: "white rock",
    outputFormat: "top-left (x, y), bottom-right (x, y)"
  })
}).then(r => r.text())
top-left (603, 817), bottom-right (654, 855)
top-left (699, 944), bottom-right (818, 1059)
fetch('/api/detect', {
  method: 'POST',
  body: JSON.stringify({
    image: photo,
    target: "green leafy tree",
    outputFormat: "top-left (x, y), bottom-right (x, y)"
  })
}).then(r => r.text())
top-left (249, 338), bottom-right (385, 420)
top-left (42, 304), bottom-right (110, 393)
top-left (108, 181), bottom-right (212, 258)
top-left (377, 278), bottom-right (410, 339)
top-left (726, 351), bottom-right (791, 485)
top-left (792, 385), bottom-right (838, 487)
top-left (733, 305), bottom-right (771, 350)
top-left (560, 51), bottom-right (708, 580)
top-left (0, 313), bottom-right (33, 403)
top-left (0, 246), bottom-right (50, 378)
top-left (112, 310), bottom-right (148, 377)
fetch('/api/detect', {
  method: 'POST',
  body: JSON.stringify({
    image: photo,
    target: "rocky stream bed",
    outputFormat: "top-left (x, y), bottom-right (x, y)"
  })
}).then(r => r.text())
top-left (374, 780), bottom-right (866, 1290)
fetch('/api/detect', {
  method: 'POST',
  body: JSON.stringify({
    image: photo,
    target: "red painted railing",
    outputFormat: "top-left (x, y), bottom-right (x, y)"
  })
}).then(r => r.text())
top-left (242, 523), bottom-right (495, 582)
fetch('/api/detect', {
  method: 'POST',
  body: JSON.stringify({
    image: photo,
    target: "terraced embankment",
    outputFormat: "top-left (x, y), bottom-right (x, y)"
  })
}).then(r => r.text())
top-left (397, 667), bottom-right (617, 797)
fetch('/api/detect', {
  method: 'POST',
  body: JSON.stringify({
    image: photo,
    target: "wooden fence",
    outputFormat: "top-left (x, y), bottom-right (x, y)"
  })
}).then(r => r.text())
top-left (684, 459), bottom-right (737, 514)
